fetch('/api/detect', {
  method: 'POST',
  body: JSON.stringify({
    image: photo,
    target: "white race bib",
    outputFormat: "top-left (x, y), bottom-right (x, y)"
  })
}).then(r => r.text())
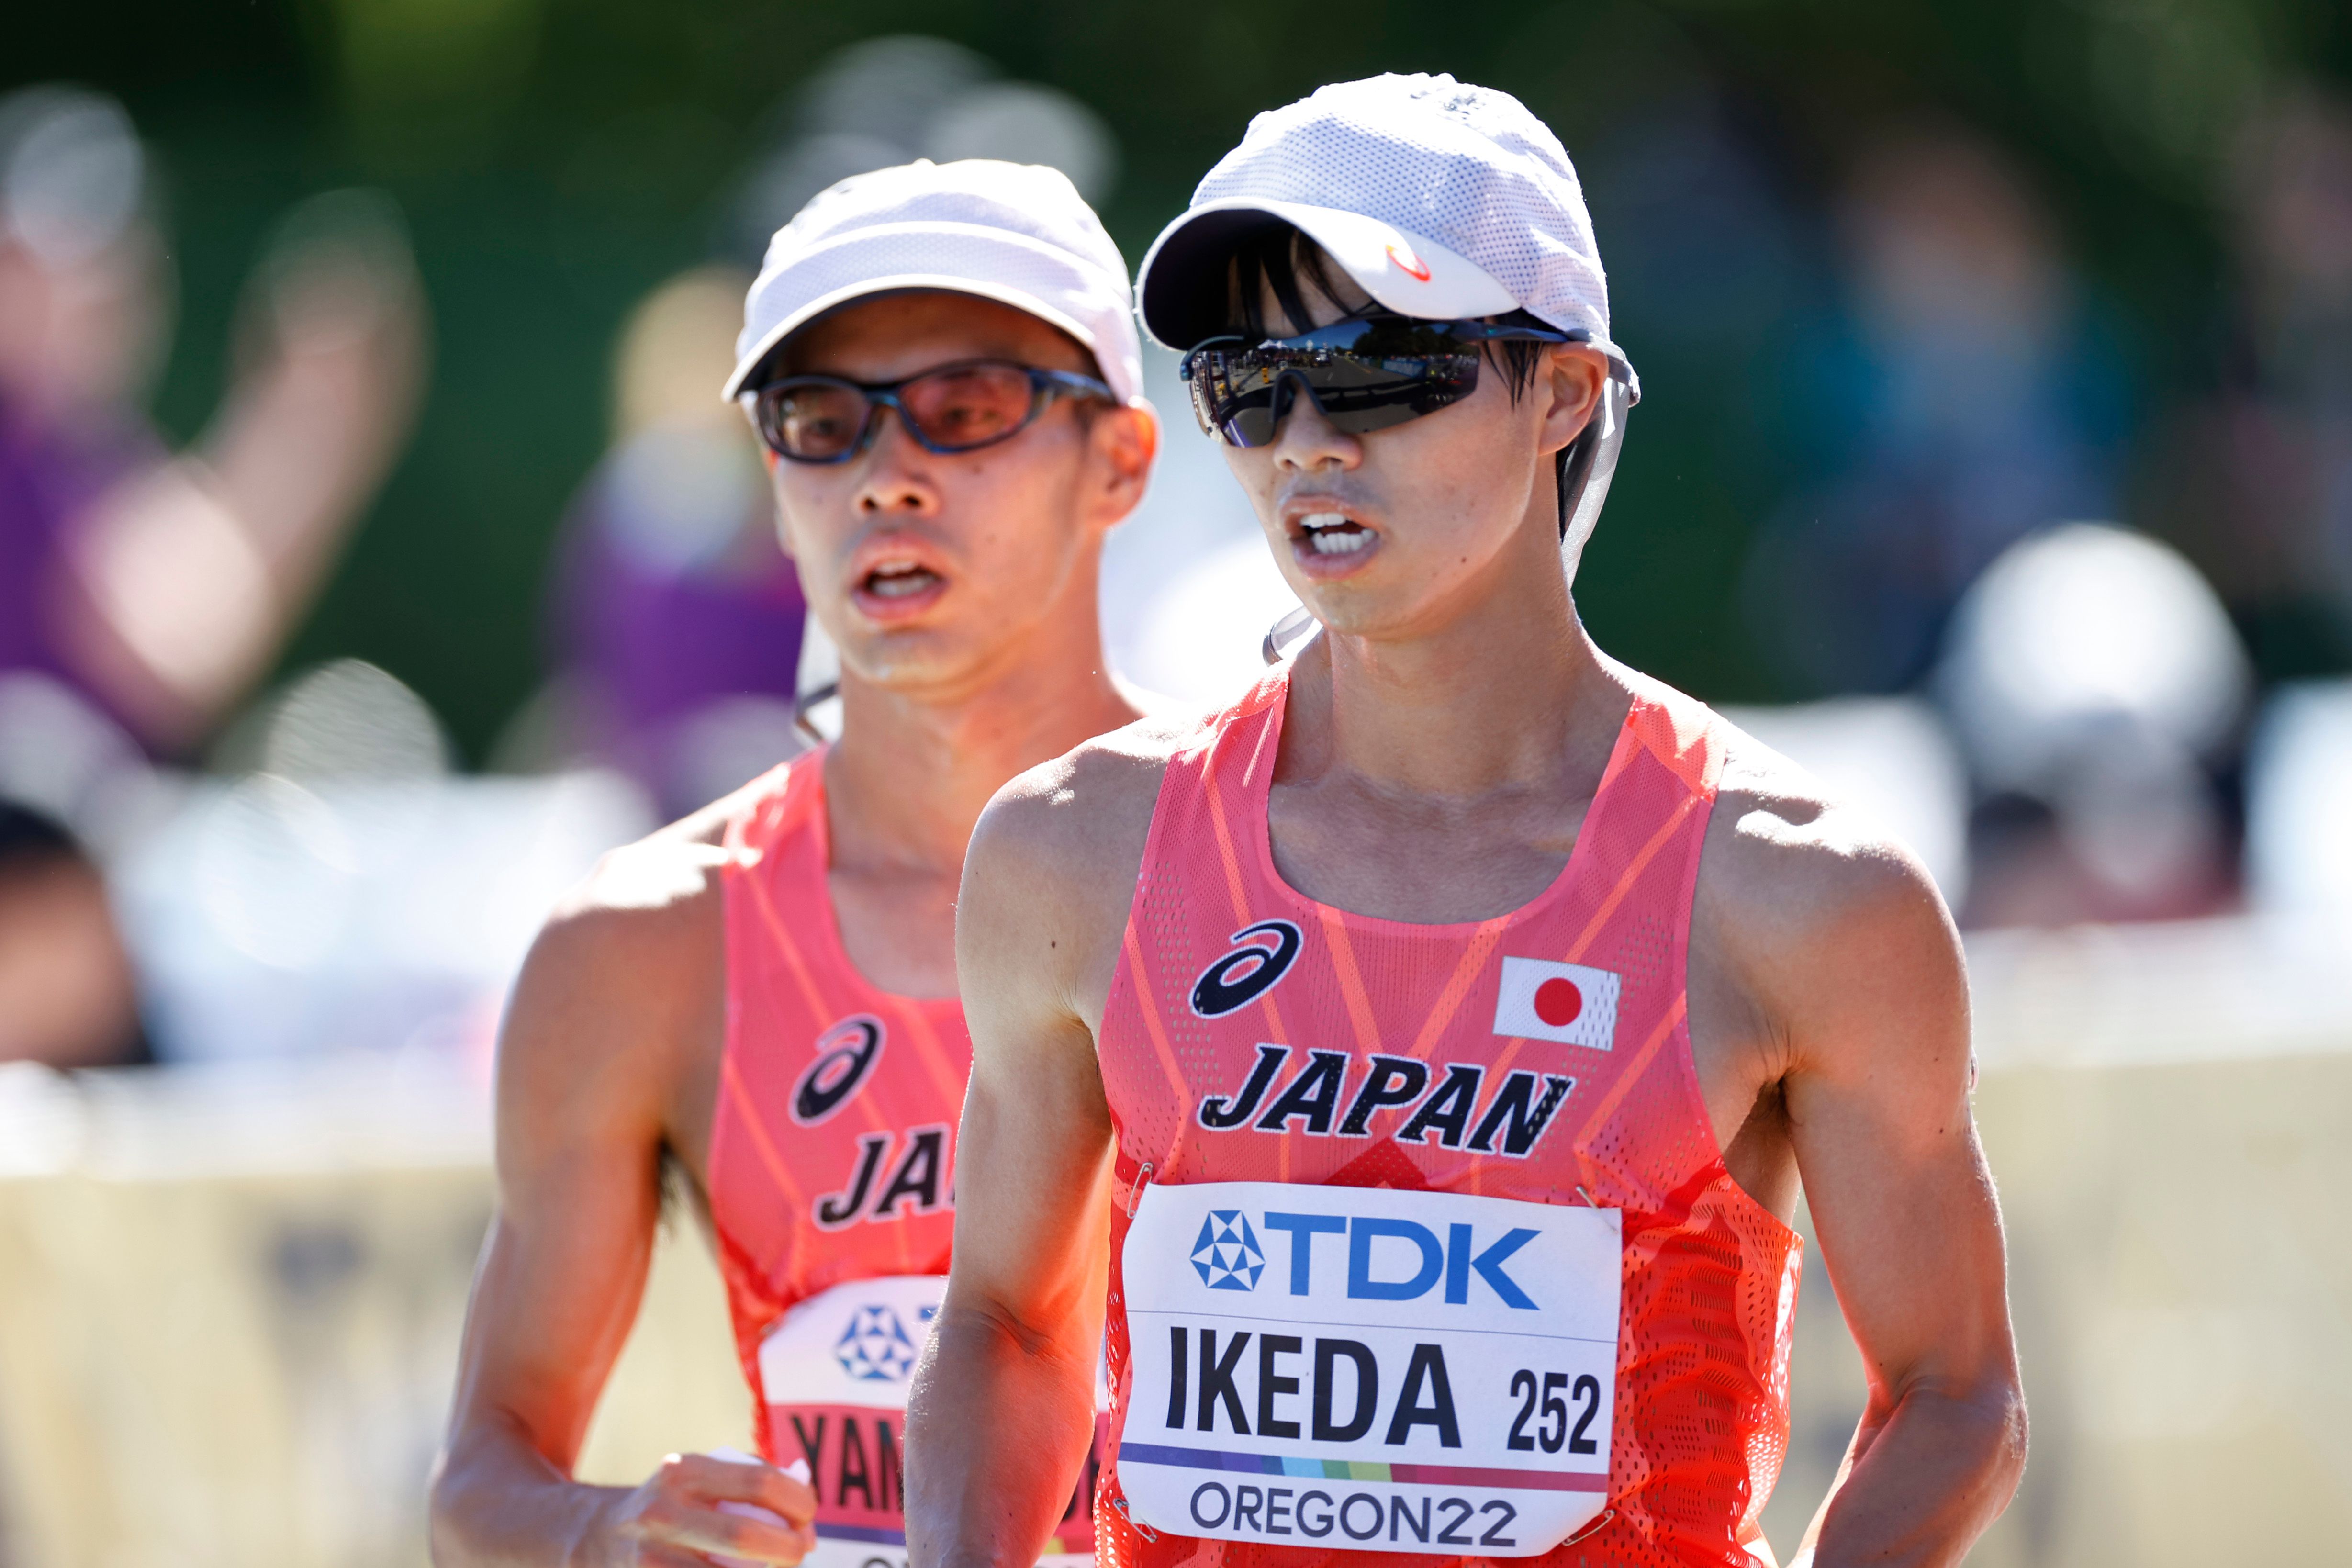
top-left (759, 1275), bottom-right (943, 1568)
top-left (760, 1275), bottom-right (1106, 1568)
top-left (1117, 1181), bottom-right (1618, 1557)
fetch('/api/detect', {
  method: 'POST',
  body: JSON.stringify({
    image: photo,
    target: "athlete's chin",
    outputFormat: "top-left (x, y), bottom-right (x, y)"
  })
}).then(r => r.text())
top-left (837, 625), bottom-right (993, 694)
top-left (1284, 561), bottom-right (1431, 634)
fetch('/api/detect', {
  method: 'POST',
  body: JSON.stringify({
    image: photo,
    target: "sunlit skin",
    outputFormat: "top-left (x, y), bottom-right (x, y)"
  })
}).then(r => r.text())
top-left (909, 258), bottom-right (2026, 1568)
top-left (429, 288), bottom-right (1154, 1568)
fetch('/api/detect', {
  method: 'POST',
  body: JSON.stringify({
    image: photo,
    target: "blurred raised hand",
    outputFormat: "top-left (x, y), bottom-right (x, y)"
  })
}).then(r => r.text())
top-left (59, 187), bottom-right (430, 750)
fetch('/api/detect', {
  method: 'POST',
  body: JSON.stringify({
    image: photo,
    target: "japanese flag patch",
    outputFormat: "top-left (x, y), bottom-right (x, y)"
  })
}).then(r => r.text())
top-left (1493, 957), bottom-right (1622, 1051)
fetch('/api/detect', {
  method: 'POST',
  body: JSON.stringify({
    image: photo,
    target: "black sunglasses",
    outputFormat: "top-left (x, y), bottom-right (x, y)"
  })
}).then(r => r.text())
top-left (1180, 315), bottom-right (1574, 448)
top-left (746, 359), bottom-right (1115, 464)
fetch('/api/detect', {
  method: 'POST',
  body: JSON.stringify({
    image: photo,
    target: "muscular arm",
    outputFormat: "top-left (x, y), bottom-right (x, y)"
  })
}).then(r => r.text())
top-left (1710, 798), bottom-right (2027, 1567)
top-left (905, 744), bottom-right (1159, 1568)
top-left (429, 837), bottom-right (815, 1568)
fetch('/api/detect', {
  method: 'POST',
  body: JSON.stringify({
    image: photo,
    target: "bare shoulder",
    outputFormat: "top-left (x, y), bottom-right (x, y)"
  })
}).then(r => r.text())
top-left (969, 710), bottom-right (1197, 900)
top-left (1698, 717), bottom-right (1967, 1069)
top-left (521, 793), bottom-right (734, 1012)
top-left (961, 711), bottom-right (1202, 1024)
top-left (494, 784), bottom-right (758, 1151)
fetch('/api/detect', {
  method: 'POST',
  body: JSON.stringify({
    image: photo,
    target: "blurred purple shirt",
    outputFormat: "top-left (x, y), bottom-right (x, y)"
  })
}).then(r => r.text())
top-left (0, 392), bottom-right (159, 752)
top-left (550, 423), bottom-right (806, 811)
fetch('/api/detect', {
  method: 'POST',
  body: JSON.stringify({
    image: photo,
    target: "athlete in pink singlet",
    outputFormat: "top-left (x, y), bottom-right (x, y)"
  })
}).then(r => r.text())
top-left (911, 78), bottom-right (2025, 1568)
top-left (432, 160), bottom-right (1156, 1568)
top-left (712, 752), bottom-right (1112, 1567)
top-left (1078, 672), bottom-right (1800, 1568)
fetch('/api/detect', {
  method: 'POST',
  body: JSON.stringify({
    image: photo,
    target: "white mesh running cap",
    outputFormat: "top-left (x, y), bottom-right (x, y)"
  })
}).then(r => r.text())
top-left (1135, 74), bottom-right (1632, 389)
top-left (724, 157), bottom-right (1144, 404)
top-left (1139, 74), bottom-right (1638, 591)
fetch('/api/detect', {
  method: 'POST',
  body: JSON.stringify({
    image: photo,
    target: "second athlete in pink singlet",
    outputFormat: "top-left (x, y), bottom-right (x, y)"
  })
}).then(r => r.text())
top-left (715, 753), bottom-right (1111, 1568)
top-left (430, 156), bottom-right (1158, 1568)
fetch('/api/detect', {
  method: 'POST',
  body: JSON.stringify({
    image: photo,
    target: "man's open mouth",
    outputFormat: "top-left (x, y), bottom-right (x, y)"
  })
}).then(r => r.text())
top-left (1298, 512), bottom-right (1373, 555)
top-left (863, 559), bottom-right (943, 598)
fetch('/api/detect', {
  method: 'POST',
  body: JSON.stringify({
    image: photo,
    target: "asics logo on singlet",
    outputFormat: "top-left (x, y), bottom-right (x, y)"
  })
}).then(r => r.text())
top-left (1196, 1046), bottom-right (1574, 1158)
top-left (1190, 920), bottom-right (1303, 1017)
top-left (792, 1014), bottom-right (886, 1124)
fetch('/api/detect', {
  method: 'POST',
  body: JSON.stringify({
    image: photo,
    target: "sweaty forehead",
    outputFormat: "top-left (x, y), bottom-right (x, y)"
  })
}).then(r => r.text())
top-left (780, 289), bottom-right (1091, 382)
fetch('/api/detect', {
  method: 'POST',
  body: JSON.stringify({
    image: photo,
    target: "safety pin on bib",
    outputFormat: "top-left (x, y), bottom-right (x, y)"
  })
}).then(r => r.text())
top-left (1126, 1162), bottom-right (1154, 1219)
top-left (1563, 1508), bottom-right (1616, 1547)
top-left (1112, 1494), bottom-right (1158, 1542)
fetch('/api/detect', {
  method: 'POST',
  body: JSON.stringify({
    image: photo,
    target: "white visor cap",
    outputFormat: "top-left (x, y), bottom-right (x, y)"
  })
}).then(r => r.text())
top-left (725, 157), bottom-right (1144, 405)
top-left (1135, 73), bottom-right (1635, 398)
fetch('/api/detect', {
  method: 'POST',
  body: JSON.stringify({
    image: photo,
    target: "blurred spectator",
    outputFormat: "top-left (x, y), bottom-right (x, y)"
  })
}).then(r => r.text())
top-left (1743, 126), bottom-right (2132, 694)
top-left (1585, 89), bottom-right (1804, 357)
top-left (0, 86), bottom-right (427, 758)
top-left (0, 85), bottom-right (427, 1067)
top-left (0, 802), bottom-right (136, 1065)
top-left (2150, 89), bottom-right (2352, 678)
top-left (1935, 523), bottom-right (2250, 926)
top-left (727, 35), bottom-right (1116, 259)
top-left (514, 266), bottom-right (812, 817)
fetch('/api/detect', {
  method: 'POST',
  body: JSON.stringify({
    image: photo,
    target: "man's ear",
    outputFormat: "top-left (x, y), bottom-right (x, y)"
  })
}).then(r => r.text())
top-left (1090, 400), bottom-right (1160, 528)
top-left (1539, 344), bottom-right (1608, 456)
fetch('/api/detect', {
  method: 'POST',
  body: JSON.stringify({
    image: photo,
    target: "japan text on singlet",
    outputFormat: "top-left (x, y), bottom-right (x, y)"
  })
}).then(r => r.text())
top-left (711, 753), bottom-right (1107, 1568)
top-left (1094, 672), bottom-right (1803, 1568)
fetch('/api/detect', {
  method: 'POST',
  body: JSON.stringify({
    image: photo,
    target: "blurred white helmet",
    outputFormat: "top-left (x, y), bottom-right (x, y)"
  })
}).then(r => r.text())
top-left (1936, 522), bottom-right (2249, 791)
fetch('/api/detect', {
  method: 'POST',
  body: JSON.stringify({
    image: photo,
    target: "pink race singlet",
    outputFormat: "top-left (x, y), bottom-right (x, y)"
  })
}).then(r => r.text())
top-left (1093, 671), bottom-right (1801, 1568)
top-left (710, 753), bottom-right (1105, 1568)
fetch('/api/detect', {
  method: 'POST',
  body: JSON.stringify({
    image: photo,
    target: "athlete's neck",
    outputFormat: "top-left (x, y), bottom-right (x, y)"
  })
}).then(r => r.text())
top-left (1285, 544), bottom-right (1631, 806)
top-left (824, 607), bottom-right (1140, 883)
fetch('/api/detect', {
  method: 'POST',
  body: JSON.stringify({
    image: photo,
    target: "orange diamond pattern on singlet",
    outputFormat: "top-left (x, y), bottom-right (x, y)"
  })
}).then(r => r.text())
top-left (1093, 670), bottom-right (1802, 1568)
top-left (708, 753), bottom-right (971, 1458)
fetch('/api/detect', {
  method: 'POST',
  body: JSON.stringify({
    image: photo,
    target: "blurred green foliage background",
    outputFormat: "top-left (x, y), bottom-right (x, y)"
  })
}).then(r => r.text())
top-left (15, 0), bottom-right (2352, 759)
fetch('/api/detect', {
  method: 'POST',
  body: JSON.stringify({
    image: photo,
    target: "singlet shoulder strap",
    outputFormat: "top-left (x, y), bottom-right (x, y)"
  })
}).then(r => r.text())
top-left (1181, 666), bottom-right (1288, 760)
top-left (1619, 672), bottom-right (1725, 804)
top-left (1154, 665), bottom-right (1290, 802)
top-left (721, 749), bottom-right (825, 867)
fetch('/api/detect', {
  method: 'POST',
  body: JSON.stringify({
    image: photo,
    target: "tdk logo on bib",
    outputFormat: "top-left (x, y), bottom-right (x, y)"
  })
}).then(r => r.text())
top-left (1185, 1207), bottom-right (1538, 1306)
top-left (1192, 1211), bottom-right (1267, 1290)
top-left (1493, 958), bottom-right (1620, 1050)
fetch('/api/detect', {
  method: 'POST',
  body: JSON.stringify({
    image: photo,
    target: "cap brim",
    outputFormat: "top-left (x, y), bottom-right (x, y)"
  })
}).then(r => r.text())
top-left (722, 275), bottom-right (1127, 402)
top-left (1136, 198), bottom-right (1518, 350)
